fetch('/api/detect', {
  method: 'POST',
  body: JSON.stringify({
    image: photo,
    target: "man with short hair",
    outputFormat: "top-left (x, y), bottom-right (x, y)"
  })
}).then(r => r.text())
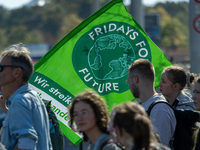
top-left (0, 44), bottom-right (52, 150)
top-left (128, 59), bottom-right (176, 147)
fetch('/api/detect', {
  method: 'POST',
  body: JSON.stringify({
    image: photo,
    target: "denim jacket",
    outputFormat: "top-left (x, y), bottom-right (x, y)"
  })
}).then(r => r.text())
top-left (1, 84), bottom-right (52, 150)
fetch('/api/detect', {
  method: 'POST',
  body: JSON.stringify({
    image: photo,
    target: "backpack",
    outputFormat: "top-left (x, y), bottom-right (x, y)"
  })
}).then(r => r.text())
top-left (195, 129), bottom-right (200, 150)
top-left (43, 100), bottom-right (65, 150)
top-left (146, 100), bottom-right (200, 150)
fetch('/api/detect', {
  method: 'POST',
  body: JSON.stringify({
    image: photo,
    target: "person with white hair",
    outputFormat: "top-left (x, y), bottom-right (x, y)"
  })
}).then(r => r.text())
top-left (0, 44), bottom-right (52, 150)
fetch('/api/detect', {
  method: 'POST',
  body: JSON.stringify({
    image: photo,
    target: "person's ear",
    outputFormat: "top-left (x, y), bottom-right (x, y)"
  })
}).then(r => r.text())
top-left (134, 75), bottom-right (139, 84)
top-left (173, 83), bottom-right (180, 90)
top-left (115, 126), bottom-right (123, 137)
top-left (13, 67), bottom-right (23, 78)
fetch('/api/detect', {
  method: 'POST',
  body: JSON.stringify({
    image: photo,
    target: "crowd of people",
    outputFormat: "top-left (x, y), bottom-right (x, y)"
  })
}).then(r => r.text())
top-left (0, 44), bottom-right (199, 150)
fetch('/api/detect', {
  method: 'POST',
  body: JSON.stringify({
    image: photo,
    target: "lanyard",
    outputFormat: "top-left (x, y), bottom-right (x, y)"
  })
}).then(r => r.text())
top-left (93, 134), bottom-right (106, 150)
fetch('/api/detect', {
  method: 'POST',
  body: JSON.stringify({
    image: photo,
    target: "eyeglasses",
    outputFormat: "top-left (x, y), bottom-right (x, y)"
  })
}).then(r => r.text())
top-left (107, 119), bottom-right (113, 130)
top-left (0, 65), bottom-right (22, 72)
top-left (107, 119), bottom-right (117, 137)
top-left (124, 79), bottom-right (129, 85)
top-left (124, 74), bottom-right (135, 86)
top-left (73, 110), bottom-right (93, 120)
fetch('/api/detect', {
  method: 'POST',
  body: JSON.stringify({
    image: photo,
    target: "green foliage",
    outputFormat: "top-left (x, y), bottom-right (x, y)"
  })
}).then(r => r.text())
top-left (23, 30), bottom-right (44, 44)
top-left (41, 3), bottom-right (65, 37)
top-left (5, 25), bottom-right (44, 46)
top-left (78, 1), bottom-right (91, 19)
top-left (0, 29), bottom-right (8, 50)
top-left (0, 1), bottom-right (189, 52)
top-left (145, 2), bottom-right (189, 49)
top-left (0, 6), bottom-right (9, 28)
top-left (59, 13), bottom-right (83, 40)
top-left (161, 18), bottom-right (187, 47)
top-left (156, 2), bottom-right (189, 27)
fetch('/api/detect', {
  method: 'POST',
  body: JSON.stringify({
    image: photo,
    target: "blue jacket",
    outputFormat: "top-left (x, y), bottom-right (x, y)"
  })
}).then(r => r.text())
top-left (1, 84), bottom-right (52, 150)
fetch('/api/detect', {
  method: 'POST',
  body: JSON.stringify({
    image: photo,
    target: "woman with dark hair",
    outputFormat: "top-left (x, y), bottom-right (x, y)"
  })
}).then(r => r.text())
top-left (107, 102), bottom-right (170, 150)
top-left (159, 65), bottom-right (196, 110)
top-left (69, 90), bottom-right (121, 150)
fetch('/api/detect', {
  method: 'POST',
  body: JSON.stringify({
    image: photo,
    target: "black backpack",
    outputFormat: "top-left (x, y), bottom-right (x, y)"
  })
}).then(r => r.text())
top-left (147, 100), bottom-right (200, 150)
top-left (43, 100), bottom-right (65, 150)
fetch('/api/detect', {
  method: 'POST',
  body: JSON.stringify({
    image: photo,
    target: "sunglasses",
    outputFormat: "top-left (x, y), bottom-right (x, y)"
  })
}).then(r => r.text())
top-left (0, 65), bottom-right (22, 72)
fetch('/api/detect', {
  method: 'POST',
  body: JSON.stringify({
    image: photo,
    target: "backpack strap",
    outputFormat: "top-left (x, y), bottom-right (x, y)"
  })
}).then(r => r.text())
top-left (42, 100), bottom-right (51, 113)
top-left (172, 98), bottom-right (179, 108)
top-left (79, 141), bottom-right (83, 150)
top-left (146, 99), bottom-right (174, 116)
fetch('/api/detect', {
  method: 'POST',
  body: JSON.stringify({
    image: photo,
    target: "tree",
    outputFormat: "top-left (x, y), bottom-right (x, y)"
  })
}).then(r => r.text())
top-left (59, 13), bottom-right (83, 40)
top-left (0, 29), bottom-right (8, 50)
top-left (145, 3), bottom-right (189, 49)
top-left (161, 18), bottom-right (187, 48)
top-left (5, 25), bottom-right (43, 46)
top-left (0, 6), bottom-right (9, 28)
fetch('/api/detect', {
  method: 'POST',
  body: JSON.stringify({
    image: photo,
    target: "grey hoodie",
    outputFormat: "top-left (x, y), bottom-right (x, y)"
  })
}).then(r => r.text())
top-left (87, 134), bottom-right (122, 150)
top-left (175, 91), bottom-right (194, 110)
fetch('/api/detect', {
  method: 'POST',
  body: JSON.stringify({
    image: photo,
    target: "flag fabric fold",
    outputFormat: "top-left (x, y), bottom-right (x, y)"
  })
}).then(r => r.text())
top-left (29, 0), bottom-right (171, 146)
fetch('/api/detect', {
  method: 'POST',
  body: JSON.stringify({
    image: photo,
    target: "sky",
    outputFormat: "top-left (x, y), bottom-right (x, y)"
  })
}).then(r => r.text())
top-left (0, 0), bottom-right (190, 10)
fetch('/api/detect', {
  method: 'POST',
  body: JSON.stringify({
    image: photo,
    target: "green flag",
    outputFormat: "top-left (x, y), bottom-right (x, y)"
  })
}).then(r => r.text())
top-left (29, 0), bottom-right (171, 146)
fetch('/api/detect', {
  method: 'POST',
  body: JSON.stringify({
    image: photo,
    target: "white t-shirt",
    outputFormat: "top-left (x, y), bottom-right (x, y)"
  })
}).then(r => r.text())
top-left (142, 93), bottom-right (176, 147)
